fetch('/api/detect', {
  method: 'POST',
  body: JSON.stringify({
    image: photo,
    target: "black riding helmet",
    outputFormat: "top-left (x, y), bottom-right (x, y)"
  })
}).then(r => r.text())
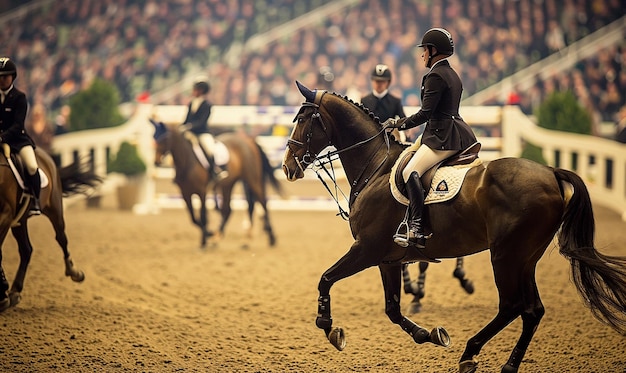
top-left (418, 28), bottom-right (454, 67)
top-left (0, 57), bottom-right (17, 79)
top-left (371, 64), bottom-right (392, 81)
top-left (193, 79), bottom-right (210, 95)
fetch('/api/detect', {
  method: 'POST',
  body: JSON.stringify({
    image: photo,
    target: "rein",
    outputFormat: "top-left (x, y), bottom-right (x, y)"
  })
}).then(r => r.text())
top-left (288, 99), bottom-right (393, 219)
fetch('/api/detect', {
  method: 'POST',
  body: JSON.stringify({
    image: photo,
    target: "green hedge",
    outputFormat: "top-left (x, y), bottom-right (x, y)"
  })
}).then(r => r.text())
top-left (108, 141), bottom-right (146, 176)
top-left (535, 91), bottom-right (592, 134)
top-left (68, 78), bottom-right (125, 131)
top-left (521, 91), bottom-right (592, 162)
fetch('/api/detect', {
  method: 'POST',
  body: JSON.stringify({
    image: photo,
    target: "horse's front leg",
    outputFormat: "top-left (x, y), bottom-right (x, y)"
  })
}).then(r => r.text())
top-left (316, 244), bottom-right (381, 351)
top-left (0, 257), bottom-right (9, 312)
top-left (0, 224), bottom-right (10, 311)
top-left (182, 193), bottom-right (212, 248)
top-left (380, 263), bottom-right (450, 347)
top-left (7, 224), bottom-right (33, 308)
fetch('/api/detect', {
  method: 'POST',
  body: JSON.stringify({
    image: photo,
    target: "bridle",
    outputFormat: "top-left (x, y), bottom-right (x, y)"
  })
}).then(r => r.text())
top-left (286, 102), bottom-right (331, 174)
top-left (286, 95), bottom-right (393, 219)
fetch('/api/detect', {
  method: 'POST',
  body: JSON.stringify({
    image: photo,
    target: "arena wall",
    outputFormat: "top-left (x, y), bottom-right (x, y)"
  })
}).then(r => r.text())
top-left (52, 105), bottom-right (626, 220)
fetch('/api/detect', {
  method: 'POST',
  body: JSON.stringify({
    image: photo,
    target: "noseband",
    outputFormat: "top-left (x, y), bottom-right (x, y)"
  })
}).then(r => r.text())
top-left (287, 102), bottom-right (331, 173)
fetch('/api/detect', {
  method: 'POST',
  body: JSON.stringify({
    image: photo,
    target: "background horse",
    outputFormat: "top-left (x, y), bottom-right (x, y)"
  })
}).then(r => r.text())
top-left (152, 121), bottom-right (282, 248)
top-left (282, 82), bottom-right (626, 373)
top-left (0, 148), bottom-right (101, 312)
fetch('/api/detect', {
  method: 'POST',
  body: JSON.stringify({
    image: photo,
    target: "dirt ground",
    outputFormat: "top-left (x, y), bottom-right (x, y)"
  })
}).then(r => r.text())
top-left (0, 184), bottom-right (625, 373)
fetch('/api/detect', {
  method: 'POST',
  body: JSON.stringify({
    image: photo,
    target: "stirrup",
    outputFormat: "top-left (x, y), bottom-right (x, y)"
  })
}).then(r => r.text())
top-left (28, 206), bottom-right (42, 216)
top-left (394, 210), bottom-right (413, 247)
top-left (28, 209), bottom-right (42, 216)
top-left (28, 198), bottom-right (41, 216)
top-left (393, 231), bottom-right (426, 248)
top-left (393, 209), bottom-right (428, 248)
top-left (216, 170), bottom-right (228, 181)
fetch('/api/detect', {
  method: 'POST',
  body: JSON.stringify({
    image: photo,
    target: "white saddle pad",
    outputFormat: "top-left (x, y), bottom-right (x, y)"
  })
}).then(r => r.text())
top-left (389, 143), bottom-right (481, 206)
top-left (196, 134), bottom-right (230, 167)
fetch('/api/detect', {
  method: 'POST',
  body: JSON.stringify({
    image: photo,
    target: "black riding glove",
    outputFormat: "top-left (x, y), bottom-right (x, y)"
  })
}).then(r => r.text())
top-left (382, 117), bottom-right (408, 129)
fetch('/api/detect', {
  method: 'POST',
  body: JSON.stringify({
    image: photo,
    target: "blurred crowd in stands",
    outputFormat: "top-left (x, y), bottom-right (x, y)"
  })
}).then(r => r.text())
top-left (1, 0), bottom-right (624, 137)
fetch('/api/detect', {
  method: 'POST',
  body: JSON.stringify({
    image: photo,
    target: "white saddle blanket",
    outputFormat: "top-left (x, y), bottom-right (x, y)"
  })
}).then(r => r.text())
top-left (389, 144), bottom-right (481, 206)
top-left (195, 134), bottom-right (230, 168)
top-left (2, 144), bottom-right (49, 190)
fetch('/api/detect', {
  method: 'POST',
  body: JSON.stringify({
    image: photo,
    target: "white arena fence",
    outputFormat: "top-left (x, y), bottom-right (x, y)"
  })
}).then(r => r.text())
top-left (52, 104), bottom-right (626, 220)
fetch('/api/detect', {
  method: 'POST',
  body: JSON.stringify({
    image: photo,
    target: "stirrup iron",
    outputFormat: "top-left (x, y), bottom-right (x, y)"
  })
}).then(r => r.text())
top-left (393, 208), bottom-right (411, 247)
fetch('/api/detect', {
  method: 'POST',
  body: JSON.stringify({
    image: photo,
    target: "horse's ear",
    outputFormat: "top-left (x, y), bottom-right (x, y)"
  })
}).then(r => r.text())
top-left (296, 81), bottom-right (316, 103)
top-left (150, 118), bottom-right (167, 140)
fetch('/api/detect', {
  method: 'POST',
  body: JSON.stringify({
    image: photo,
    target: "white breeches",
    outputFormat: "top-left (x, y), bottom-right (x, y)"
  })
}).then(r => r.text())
top-left (402, 145), bottom-right (457, 182)
top-left (19, 146), bottom-right (39, 175)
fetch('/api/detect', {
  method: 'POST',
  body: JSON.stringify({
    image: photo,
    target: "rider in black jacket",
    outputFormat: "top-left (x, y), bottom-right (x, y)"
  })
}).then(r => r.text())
top-left (384, 28), bottom-right (477, 248)
top-left (0, 57), bottom-right (42, 215)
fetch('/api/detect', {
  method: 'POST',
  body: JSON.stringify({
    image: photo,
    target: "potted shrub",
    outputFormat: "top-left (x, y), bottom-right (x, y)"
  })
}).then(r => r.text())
top-left (108, 141), bottom-right (147, 210)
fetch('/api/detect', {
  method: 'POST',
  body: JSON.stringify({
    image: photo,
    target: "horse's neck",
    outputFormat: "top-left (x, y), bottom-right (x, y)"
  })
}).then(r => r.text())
top-left (333, 118), bottom-right (394, 185)
top-left (171, 134), bottom-right (199, 171)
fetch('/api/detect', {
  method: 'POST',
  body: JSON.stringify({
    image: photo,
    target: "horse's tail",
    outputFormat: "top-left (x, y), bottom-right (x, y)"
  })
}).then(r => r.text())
top-left (58, 159), bottom-right (103, 197)
top-left (554, 168), bottom-right (626, 335)
top-left (255, 141), bottom-right (283, 196)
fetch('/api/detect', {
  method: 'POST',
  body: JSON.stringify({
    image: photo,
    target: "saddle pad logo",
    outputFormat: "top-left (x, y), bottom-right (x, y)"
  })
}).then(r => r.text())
top-left (435, 180), bottom-right (448, 194)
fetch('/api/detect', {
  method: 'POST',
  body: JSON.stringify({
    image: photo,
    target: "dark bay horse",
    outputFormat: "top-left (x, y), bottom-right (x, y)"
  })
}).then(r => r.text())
top-left (152, 121), bottom-right (282, 248)
top-left (0, 148), bottom-right (101, 312)
top-left (282, 82), bottom-right (626, 373)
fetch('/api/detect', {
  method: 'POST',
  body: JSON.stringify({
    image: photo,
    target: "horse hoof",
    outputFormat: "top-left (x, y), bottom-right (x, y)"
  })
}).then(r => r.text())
top-left (406, 301), bottom-right (422, 314)
top-left (459, 358), bottom-right (478, 373)
top-left (462, 280), bottom-right (475, 294)
top-left (0, 297), bottom-right (10, 312)
top-left (9, 291), bottom-right (21, 307)
top-left (328, 327), bottom-right (346, 351)
top-left (430, 326), bottom-right (450, 347)
top-left (69, 270), bottom-right (85, 283)
top-left (500, 363), bottom-right (520, 373)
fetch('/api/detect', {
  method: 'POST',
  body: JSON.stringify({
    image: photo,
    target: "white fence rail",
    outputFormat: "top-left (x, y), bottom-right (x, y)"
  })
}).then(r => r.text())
top-left (501, 106), bottom-right (626, 220)
top-left (52, 105), bottom-right (626, 220)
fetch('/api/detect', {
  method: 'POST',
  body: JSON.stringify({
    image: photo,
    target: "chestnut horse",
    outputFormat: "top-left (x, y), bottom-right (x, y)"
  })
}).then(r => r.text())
top-left (152, 121), bottom-right (281, 248)
top-left (282, 82), bottom-right (626, 373)
top-left (0, 148), bottom-right (101, 312)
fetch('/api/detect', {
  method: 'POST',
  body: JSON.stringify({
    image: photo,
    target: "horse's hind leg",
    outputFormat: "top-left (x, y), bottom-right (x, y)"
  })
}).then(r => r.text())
top-left (217, 184), bottom-right (234, 238)
top-left (453, 257), bottom-right (474, 294)
top-left (246, 184), bottom-right (276, 247)
top-left (459, 253), bottom-right (544, 373)
top-left (44, 206), bottom-right (85, 282)
top-left (402, 262), bottom-right (428, 314)
top-left (243, 184), bottom-right (255, 239)
top-left (380, 264), bottom-right (450, 348)
top-left (258, 200), bottom-right (276, 247)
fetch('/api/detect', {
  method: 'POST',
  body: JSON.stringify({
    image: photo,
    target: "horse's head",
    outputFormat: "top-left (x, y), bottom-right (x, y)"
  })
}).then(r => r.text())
top-left (150, 119), bottom-right (171, 167)
top-left (282, 81), bottom-right (333, 181)
top-left (283, 81), bottom-right (388, 181)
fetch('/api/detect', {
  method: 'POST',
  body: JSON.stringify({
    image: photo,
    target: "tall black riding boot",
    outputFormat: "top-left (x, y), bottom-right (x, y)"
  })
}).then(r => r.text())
top-left (29, 171), bottom-right (42, 216)
top-left (393, 171), bottom-right (426, 248)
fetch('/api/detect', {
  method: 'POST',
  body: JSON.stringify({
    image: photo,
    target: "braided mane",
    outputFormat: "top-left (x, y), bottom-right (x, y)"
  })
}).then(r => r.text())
top-left (328, 91), bottom-right (404, 145)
